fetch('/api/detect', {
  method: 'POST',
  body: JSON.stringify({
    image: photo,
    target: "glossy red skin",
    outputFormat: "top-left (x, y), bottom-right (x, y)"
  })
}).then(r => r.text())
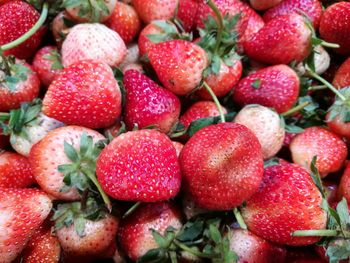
top-left (43, 60), bottom-right (122, 129)
top-left (0, 62), bottom-right (40, 112)
top-left (326, 112), bottom-right (350, 140)
top-left (242, 163), bottom-right (327, 246)
top-left (320, 2), bottom-right (350, 55)
top-left (339, 162), bottom-right (350, 203)
top-left (227, 229), bottom-right (286, 263)
top-left (0, 151), bottom-right (35, 188)
top-left (290, 127), bottom-right (348, 178)
top-left (177, 0), bottom-right (199, 32)
top-left (132, 0), bottom-right (178, 24)
top-left (105, 2), bottom-right (141, 44)
top-left (138, 23), bottom-right (163, 57)
top-left (244, 14), bottom-right (312, 65)
top-left (0, 1), bottom-right (45, 59)
top-left (249, 0), bottom-right (282, 11)
top-left (263, 0), bottom-right (323, 29)
top-left (0, 188), bottom-right (52, 262)
top-left (233, 65), bottom-right (300, 114)
top-left (180, 123), bottom-right (264, 210)
top-left (97, 129), bottom-right (181, 202)
top-left (118, 202), bottom-right (182, 261)
top-left (123, 70), bottom-right (181, 133)
top-left (32, 46), bottom-right (62, 87)
top-left (148, 40), bottom-right (208, 96)
top-left (333, 57), bottom-right (350, 88)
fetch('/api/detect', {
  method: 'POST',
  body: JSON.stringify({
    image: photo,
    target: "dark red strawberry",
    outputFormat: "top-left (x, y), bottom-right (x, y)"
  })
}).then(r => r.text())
top-left (180, 122), bottom-right (264, 210)
top-left (339, 162), bottom-right (350, 203)
top-left (43, 60), bottom-right (122, 129)
top-left (132, 0), bottom-right (178, 24)
top-left (123, 69), bottom-right (181, 133)
top-left (333, 57), bottom-right (350, 89)
top-left (241, 163), bottom-right (327, 246)
top-left (177, 0), bottom-right (199, 32)
top-left (233, 65), bottom-right (300, 114)
top-left (249, 0), bottom-right (282, 11)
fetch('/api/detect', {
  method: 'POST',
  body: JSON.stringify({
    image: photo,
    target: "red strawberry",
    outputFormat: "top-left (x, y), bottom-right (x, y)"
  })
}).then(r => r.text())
top-left (52, 11), bottom-right (73, 46)
top-left (339, 162), bottom-right (350, 203)
top-left (290, 127), bottom-right (347, 178)
top-left (43, 60), bottom-right (122, 129)
top-left (123, 69), bottom-right (181, 133)
top-left (0, 151), bottom-right (34, 188)
top-left (96, 129), bottom-right (181, 202)
top-left (177, 0), bottom-right (199, 32)
top-left (263, 0), bottom-right (323, 29)
top-left (132, 0), bottom-right (178, 24)
top-left (233, 65), bottom-right (300, 114)
top-left (118, 202), bottom-right (182, 261)
top-left (172, 141), bottom-right (184, 157)
top-left (32, 46), bottom-right (63, 87)
top-left (241, 163), bottom-right (327, 246)
top-left (333, 57), bottom-right (350, 89)
top-left (319, 2), bottom-right (350, 55)
top-left (326, 112), bottom-right (350, 140)
top-left (249, 0), bottom-right (282, 11)
top-left (226, 228), bottom-right (287, 263)
top-left (244, 14), bottom-right (312, 65)
top-left (180, 122), bottom-right (264, 210)
top-left (138, 23), bottom-right (164, 57)
top-left (148, 40), bottom-right (208, 96)
top-left (105, 2), bottom-right (141, 44)
top-left (0, 188), bottom-right (52, 262)
top-left (61, 23), bottom-right (127, 68)
top-left (0, 1), bottom-right (45, 59)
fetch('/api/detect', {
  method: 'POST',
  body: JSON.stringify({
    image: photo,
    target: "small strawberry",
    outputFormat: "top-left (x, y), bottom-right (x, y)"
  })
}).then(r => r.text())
top-left (105, 2), bottom-right (141, 44)
top-left (43, 60), bottom-right (122, 129)
top-left (0, 151), bottom-right (34, 188)
top-left (177, 0), bottom-right (199, 32)
top-left (290, 127), bottom-right (347, 178)
top-left (263, 0), bottom-right (323, 29)
top-left (0, 188), bottom-right (52, 262)
top-left (148, 40), bottom-right (208, 96)
top-left (96, 129), bottom-right (181, 202)
top-left (32, 46), bottom-right (63, 87)
top-left (180, 122), bottom-right (264, 210)
top-left (333, 57), bottom-right (350, 89)
top-left (61, 23), bottom-right (127, 68)
top-left (244, 14), bottom-right (312, 65)
top-left (51, 11), bottom-right (74, 46)
top-left (233, 65), bottom-right (300, 114)
top-left (241, 163), bottom-right (327, 246)
top-left (132, 0), bottom-right (179, 24)
top-left (339, 163), bottom-right (350, 203)
top-left (123, 69), bottom-right (181, 133)
top-left (249, 0), bottom-right (282, 11)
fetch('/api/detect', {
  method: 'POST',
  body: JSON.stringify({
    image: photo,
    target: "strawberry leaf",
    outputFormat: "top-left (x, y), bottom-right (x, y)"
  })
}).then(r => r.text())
top-left (62, 0), bottom-right (110, 22)
top-left (251, 79), bottom-right (261, 89)
top-left (310, 156), bottom-right (326, 199)
top-left (327, 87), bottom-right (350, 123)
top-left (43, 49), bottom-right (63, 70)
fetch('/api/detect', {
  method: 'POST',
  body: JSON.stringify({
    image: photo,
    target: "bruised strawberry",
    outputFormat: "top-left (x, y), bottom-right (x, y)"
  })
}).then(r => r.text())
top-left (123, 69), bottom-right (181, 133)
top-left (249, 0), bottom-right (282, 11)
top-left (233, 65), bottom-right (300, 114)
top-left (132, 0), bottom-right (178, 24)
top-left (0, 188), bottom-right (52, 262)
top-left (333, 57), bottom-right (350, 89)
top-left (177, 0), bottom-right (199, 32)
top-left (241, 163), bottom-right (327, 246)
top-left (43, 60), bottom-right (122, 129)
top-left (290, 127), bottom-right (347, 178)
top-left (180, 122), bottom-right (264, 210)
top-left (97, 129), bottom-right (181, 202)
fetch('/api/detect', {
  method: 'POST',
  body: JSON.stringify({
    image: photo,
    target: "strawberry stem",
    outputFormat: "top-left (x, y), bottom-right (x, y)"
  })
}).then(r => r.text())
top-left (308, 85), bottom-right (327, 91)
top-left (281, 101), bottom-right (311, 117)
top-left (206, 0), bottom-right (224, 53)
top-left (173, 239), bottom-right (220, 259)
top-left (203, 81), bottom-right (225, 123)
top-left (122, 202), bottom-right (141, 219)
top-left (293, 229), bottom-right (350, 238)
top-left (1, 2), bottom-right (48, 51)
top-left (320, 41), bottom-right (340, 49)
top-left (233, 207), bottom-right (247, 230)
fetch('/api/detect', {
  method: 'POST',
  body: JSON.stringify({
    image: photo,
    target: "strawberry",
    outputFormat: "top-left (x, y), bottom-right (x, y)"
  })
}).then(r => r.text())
top-left (234, 104), bottom-right (285, 160)
top-left (51, 11), bottom-right (73, 46)
top-left (333, 57), bottom-right (350, 89)
top-left (61, 23), bottom-right (127, 68)
top-left (226, 228), bottom-right (287, 263)
top-left (295, 45), bottom-right (331, 76)
top-left (96, 129), bottom-right (181, 202)
top-left (244, 14), bottom-right (312, 65)
top-left (118, 202), bottom-right (182, 261)
top-left (339, 163), bottom-right (350, 204)
top-left (233, 65), bottom-right (300, 114)
top-left (177, 0), bottom-right (199, 32)
top-left (29, 125), bottom-right (105, 201)
top-left (43, 60), bottom-right (122, 129)
top-left (32, 46), bottom-right (63, 87)
top-left (148, 40), bottom-right (208, 96)
top-left (138, 23), bottom-right (164, 57)
top-left (105, 2), bottom-right (141, 44)
top-left (249, 0), bottom-right (282, 11)
top-left (123, 69), bottom-right (181, 133)
top-left (286, 247), bottom-right (324, 263)
top-left (180, 122), bottom-right (264, 210)
top-left (290, 127), bottom-right (347, 178)
top-left (18, 221), bottom-right (61, 263)
top-left (132, 0), bottom-right (179, 24)
top-left (0, 0), bottom-right (45, 59)
top-left (241, 163), bottom-right (327, 246)
top-left (263, 0), bottom-right (323, 29)
top-left (0, 151), bottom-right (34, 188)
top-left (119, 43), bottom-right (141, 72)
top-left (319, 2), bottom-right (350, 55)
top-left (326, 112), bottom-right (350, 140)
top-left (0, 188), bottom-right (52, 262)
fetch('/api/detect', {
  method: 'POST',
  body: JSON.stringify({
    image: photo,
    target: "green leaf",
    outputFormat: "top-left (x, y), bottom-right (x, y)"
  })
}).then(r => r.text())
top-left (251, 79), bottom-right (261, 89)
top-left (209, 224), bottom-right (222, 244)
top-left (43, 49), bottom-right (63, 70)
top-left (64, 141), bottom-right (79, 162)
top-left (152, 230), bottom-right (167, 247)
top-left (211, 55), bottom-right (221, 75)
top-left (310, 156), bottom-right (326, 199)
top-left (176, 220), bottom-right (205, 244)
top-left (337, 198), bottom-right (350, 230)
top-left (326, 239), bottom-right (350, 263)
top-left (264, 158), bottom-right (280, 168)
top-left (285, 124), bottom-right (304, 134)
top-left (137, 248), bottom-right (167, 263)
top-left (75, 216), bottom-right (86, 237)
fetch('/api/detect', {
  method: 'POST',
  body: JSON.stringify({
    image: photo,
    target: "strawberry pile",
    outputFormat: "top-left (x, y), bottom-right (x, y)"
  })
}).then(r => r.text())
top-left (2, 0), bottom-right (350, 262)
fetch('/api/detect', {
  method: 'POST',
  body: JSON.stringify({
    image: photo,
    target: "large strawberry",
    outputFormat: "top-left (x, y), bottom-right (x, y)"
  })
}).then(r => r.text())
top-left (333, 57), bottom-right (350, 89)
top-left (180, 122), bottom-right (264, 210)
top-left (43, 60), bottom-right (122, 129)
top-left (233, 65), bottom-right (300, 114)
top-left (123, 69), bottom-right (181, 133)
top-left (132, 0), bottom-right (179, 24)
top-left (0, 188), bottom-right (52, 262)
top-left (96, 129), bottom-right (181, 202)
top-left (241, 163), bottom-right (327, 246)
